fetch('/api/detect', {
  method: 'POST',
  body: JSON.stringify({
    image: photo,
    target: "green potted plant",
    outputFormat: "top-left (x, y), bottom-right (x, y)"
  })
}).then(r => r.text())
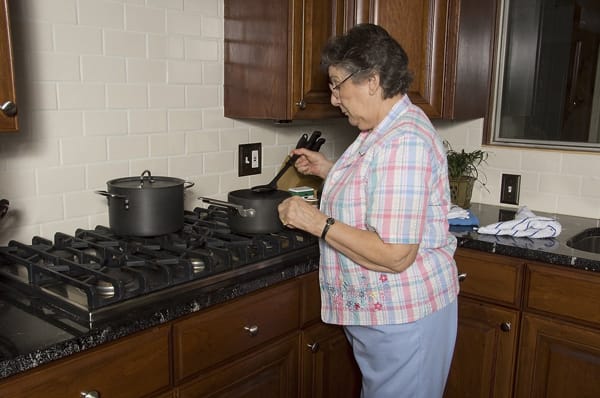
top-left (446, 144), bottom-right (488, 208)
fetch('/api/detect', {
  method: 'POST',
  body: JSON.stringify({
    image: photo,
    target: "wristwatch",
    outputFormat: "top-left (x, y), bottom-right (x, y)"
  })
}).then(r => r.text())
top-left (321, 217), bottom-right (335, 240)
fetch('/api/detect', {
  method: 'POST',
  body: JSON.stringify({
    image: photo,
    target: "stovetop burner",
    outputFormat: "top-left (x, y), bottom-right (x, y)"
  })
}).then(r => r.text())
top-left (0, 206), bottom-right (318, 325)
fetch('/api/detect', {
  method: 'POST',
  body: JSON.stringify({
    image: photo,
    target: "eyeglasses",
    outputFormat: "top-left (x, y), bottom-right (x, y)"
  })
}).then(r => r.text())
top-left (328, 71), bottom-right (358, 97)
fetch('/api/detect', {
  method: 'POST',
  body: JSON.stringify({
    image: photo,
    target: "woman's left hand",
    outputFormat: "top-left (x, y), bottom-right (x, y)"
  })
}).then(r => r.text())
top-left (277, 196), bottom-right (327, 236)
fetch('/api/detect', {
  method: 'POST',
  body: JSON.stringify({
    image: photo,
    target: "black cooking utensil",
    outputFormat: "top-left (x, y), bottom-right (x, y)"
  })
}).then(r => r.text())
top-left (250, 132), bottom-right (325, 193)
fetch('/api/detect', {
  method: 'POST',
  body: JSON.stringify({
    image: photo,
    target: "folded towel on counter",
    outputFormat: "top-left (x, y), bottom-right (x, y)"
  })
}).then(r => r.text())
top-left (448, 205), bottom-right (480, 227)
top-left (476, 206), bottom-right (562, 238)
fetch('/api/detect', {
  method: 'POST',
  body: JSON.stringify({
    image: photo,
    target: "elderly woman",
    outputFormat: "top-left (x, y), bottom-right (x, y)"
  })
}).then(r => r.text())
top-left (278, 23), bottom-right (459, 398)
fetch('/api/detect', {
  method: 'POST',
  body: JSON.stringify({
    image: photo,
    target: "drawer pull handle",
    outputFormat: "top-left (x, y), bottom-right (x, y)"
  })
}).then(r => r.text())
top-left (500, 322), bottom-right (512, 332)
top-left (244, 325), bottom-right (259, 336)
top-left (307, 342), bottom-right (320, 353)
top-left (80, 391), bottom-right (100, 398)
top-left (458, 273), bottom-right (467, 282)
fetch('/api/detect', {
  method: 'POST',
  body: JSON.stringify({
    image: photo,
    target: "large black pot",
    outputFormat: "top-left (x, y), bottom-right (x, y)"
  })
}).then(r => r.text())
top-left (200, 189), bottom-right (290, 234)
top-left (96, 170), bottom-right (194, 236)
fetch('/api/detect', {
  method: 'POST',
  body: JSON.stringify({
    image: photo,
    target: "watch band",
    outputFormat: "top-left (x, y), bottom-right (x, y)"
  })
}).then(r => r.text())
top-left (321, 217), bottom-right (335, 240)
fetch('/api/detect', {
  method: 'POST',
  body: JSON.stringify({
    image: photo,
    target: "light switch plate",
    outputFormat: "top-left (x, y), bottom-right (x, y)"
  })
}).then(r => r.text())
top-left (500, 174), bottom-right (521, 205)
top-left (238, 143), bottom-right (262, 176)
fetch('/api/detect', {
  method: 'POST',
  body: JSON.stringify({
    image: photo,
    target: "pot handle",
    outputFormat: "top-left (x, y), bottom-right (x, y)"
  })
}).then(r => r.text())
top-left (184, 181), bottom-right (195, 189)
top-left (199, 197), bottom-right (256, 218)
top-left (95, 190), bottom-right (130, 210)
top-left (139, 170), bottom-right (155, 187)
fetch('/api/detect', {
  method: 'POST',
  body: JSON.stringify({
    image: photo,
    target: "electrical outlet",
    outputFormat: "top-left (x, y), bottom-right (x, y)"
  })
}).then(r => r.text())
top-left (238, 143), bottom-right (262, 176)
top-left (500, 174), bottom-right (521, 205)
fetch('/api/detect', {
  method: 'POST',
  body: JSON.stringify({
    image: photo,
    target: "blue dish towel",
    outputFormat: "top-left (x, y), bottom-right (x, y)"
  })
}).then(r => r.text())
top-left (448, 208), bottom-right (480, 226)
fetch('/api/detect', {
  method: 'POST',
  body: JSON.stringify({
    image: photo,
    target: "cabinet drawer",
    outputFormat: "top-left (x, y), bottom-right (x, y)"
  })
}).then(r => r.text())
top-left (173, 279), bottom-right (301, 381)
top-left (455, 249), bottom-right (524, 307)
top-left (525, 262), bottom-right (600, 327)
top-left (0, 326), bottom-right (171, 398)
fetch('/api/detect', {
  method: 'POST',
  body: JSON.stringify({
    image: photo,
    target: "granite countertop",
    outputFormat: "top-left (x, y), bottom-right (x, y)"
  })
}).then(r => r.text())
top-left (453, 203), bottom-right (600, 272)
top-left (1, 203), bottom-right (599, 382)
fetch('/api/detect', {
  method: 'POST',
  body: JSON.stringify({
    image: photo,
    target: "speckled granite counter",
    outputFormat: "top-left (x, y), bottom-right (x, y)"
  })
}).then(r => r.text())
top-left (0, 245), bottom-right (320, 381)
top-left (453, 203), bottom-right (600, 272)
top-left (1, 203), bottom-right (599, 382)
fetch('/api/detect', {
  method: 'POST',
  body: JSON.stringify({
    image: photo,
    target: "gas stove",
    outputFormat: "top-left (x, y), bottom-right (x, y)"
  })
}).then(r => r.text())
top-left (0, 207), bottom-right (318, 325)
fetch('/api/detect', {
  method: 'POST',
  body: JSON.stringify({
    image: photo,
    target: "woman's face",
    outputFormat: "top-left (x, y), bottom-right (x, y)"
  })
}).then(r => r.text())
top-left (328, 66), bottom-right (377, 131)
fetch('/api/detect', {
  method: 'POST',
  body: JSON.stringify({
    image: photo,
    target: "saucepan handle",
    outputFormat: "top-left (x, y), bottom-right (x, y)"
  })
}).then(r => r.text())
top-left (199, 197), bottom-right (256, 218)
top-left (184, 181), bottom-right (195, 189)
top-left (95, 190), bottom-right (130, 209)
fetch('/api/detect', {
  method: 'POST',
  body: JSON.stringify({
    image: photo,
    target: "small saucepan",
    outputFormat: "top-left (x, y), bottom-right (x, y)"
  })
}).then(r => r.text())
top-left (96, 170), bottom-right (194, 236)
top-left (200, 189), bottom-right (290, 234)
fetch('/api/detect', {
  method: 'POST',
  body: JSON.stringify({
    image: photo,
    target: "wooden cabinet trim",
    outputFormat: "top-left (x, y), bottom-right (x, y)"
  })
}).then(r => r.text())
top-left (0, 0), bottom-right (18, 132)
top-left (525, 261), bottom-right (600, 328)
top-left (455, 248), bottom-right (524, 308)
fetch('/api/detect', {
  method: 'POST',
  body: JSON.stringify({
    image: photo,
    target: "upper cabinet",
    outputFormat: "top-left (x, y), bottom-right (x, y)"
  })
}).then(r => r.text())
top-left (0, 0), bottom-right (17, 132)
top-left (353, 0), bottom-right (498, 120)
top-left (224, 0), bottom-right (348, 121)
top-left (224, 0), bottom-right (497, 121)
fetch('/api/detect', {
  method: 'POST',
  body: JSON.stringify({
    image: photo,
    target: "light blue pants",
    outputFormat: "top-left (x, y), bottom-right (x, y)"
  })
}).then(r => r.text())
top-left (344, 299), bottom-right (458, 398)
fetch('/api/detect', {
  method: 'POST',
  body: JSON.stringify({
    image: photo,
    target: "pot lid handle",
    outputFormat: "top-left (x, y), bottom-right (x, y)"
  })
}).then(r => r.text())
top-left (139, 170), bottom-right (155, 188)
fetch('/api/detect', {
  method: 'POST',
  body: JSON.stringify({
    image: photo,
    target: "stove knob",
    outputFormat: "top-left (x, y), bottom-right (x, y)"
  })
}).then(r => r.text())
top-left (80, 391), bottom-right (100, 398)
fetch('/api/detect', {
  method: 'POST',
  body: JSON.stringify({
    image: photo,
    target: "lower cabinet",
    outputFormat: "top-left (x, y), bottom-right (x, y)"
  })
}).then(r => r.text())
top-left (0, 325), bottom-right (171, 398)
top-left (300, 322), bottom-right (361, 398)
top-left (445, 297), bottom-right (519, 398)
top-left (0, 271), bottom-right (361, 397)
top-left (446, 248), bottom-right (600, 398)
top-left (177, 334), bottom-right (299, 398)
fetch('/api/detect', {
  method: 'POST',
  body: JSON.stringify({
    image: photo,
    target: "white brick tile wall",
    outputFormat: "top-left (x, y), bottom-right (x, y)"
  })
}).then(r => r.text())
top-left (37, 166), bottom-right (85, 195)
top-left (107, 135), bottom-right (148, 160)
top-left (0, 0), bottom-right (598, 246)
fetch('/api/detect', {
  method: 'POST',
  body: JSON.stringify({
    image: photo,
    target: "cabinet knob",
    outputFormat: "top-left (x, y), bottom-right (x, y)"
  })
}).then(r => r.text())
top-left (243, 325), bottom-right (259, 336)
top-left (80, 391), bottom-right (100, 398)
top-left (307, 342), bottom-right (320, 353)
top-left (1, 101), bottom-right (17, 117)
top-left (295, 99), bottom-right (307, 110)
top-left (500, 322), bottom-right (511, 332)
top-left (458, 273), bottom-right (467, 282)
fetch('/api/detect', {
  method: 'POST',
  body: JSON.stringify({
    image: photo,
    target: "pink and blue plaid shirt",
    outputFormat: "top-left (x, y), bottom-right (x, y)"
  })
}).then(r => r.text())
top-left (319, 95), bottom-right (459, 325)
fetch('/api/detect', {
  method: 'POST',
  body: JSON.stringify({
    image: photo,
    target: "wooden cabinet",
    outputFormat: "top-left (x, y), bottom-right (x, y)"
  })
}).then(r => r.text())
top-left (299, 271), bottom-right (361, 398)
top-left (515, 262), bottom-right (600, 398)
top-left (300, 322), bottom-right (361, 398)
top-left (0, 325), bottom-right (171, 398)
top-left (447, 249), bottom-right (600, 398)
top-left (0, 0), bottom-right (17, 132)
top-left (172, 278), bottom-right (301, 383)
top-left (445, 249), bottom-right (523, 398)
top-left (351, 0), bottom-right (497, 119)
top-left (224, 0), bottom-right (347, 120)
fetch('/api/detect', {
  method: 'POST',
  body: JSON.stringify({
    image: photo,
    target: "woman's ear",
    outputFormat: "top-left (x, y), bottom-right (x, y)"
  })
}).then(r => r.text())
top-left (368, 74), bottom-right (380, 96)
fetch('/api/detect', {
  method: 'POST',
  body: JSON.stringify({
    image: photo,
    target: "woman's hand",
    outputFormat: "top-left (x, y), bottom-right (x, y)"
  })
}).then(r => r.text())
top-left (291, 148), bottom-right (333, 180)
top-left (278, 196), bottom-right (327, 236)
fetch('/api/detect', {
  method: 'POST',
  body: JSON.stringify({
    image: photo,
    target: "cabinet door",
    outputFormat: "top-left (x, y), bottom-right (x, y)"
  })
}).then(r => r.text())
top-left (300, 322), bottom-right (361, 398)
top-left (0, 0), bottom-right (18, 132)
top-left (0, 326), bottom-right (171, 398)
top-left (444, 298), bottom-right (519, 398)
top-left (177, 334), bottom-right (299, 398)
top-left (290, 0), bottom-right (347, 119)
top-left (515, 313), bottom-right (600, 398)
top-left (353, 0), bottom-right (496, 120)
top-left (224, 0), bottom-right (344, 120)
top-left (354, 0), bottom-right (448, 117)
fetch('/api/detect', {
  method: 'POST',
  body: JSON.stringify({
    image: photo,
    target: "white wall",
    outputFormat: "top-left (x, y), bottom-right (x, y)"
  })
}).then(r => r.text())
top-left (0, 0), bottom-right (598, 245)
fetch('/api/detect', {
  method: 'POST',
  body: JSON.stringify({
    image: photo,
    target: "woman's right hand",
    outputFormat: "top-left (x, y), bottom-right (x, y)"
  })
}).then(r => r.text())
top-left (291, 148), bottom-right (333, 179)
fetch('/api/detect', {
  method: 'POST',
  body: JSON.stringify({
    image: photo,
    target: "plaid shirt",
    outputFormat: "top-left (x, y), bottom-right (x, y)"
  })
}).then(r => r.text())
top-left (319, 95), bottom-right (459, 325)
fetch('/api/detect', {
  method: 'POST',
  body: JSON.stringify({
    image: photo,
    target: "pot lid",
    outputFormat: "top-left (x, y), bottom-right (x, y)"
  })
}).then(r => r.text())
top-left (107, 170), bottom-right (184, 189)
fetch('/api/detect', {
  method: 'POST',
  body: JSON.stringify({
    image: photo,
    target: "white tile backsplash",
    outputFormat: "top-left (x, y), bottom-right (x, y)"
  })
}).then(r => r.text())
top-left (0, 0), bottom-right (599, 246)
